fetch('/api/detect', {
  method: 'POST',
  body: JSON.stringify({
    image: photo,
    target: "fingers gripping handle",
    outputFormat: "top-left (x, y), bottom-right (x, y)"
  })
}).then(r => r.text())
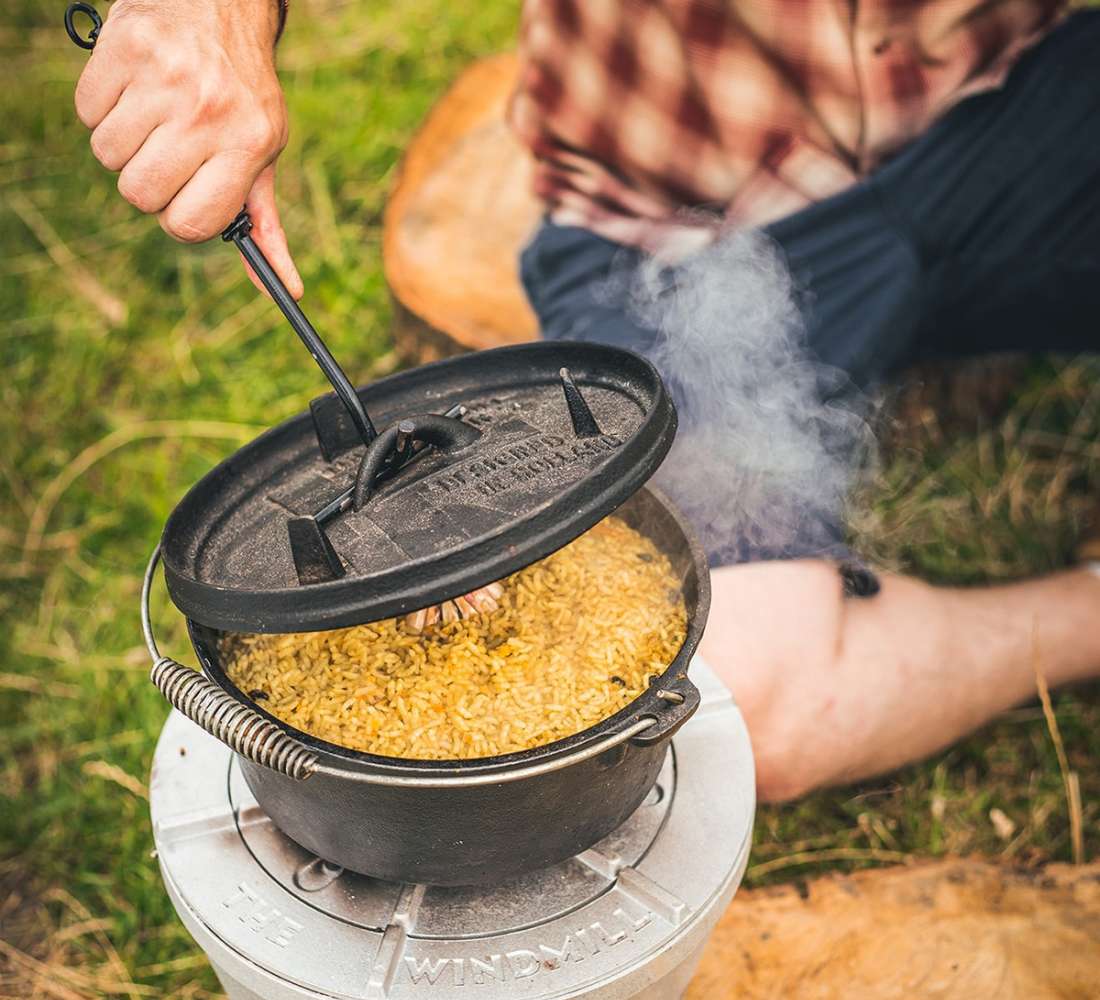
top-left (150, 657), bottom-right (319, 780)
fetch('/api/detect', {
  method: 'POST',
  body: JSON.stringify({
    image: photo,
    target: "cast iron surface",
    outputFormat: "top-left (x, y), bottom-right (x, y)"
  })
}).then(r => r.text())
top-left (185, 487), bottom-right (709, 884)
top-left (162, 342), bottom-right (676, 633)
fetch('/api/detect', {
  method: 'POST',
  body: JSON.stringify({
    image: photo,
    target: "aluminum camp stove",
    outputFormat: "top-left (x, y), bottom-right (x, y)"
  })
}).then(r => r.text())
top-left (150, 660), bottom-right (754, 1000)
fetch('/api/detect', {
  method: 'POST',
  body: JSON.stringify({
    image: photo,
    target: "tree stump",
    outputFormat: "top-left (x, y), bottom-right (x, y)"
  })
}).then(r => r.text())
top-left (383, 53), bottom-right (540, 364)
top-left (687, 859), bottom-right (1100, 999)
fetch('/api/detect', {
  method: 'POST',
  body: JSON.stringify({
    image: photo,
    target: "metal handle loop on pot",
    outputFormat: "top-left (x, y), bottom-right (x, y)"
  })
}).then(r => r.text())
top-left (142, 545), bottom-right (319, 781)
top-left (628, 676), bottom-right (701, 747)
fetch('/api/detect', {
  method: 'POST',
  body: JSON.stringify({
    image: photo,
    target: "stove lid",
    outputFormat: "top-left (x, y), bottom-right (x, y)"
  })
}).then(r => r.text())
top-left (161, 342), bottom-right (676, 633)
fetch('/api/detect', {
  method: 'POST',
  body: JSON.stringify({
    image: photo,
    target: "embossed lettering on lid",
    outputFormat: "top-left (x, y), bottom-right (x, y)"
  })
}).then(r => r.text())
top-left (161, 342), bottom-right (676, 633)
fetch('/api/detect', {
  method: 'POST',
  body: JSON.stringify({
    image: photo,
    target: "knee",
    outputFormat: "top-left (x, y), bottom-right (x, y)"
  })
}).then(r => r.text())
top-left (740, 650), bottom-right (840, 804)
top-left (703, 560), bottom-right (848, 802)
top-left (753, 738), bottom-right (823, 804)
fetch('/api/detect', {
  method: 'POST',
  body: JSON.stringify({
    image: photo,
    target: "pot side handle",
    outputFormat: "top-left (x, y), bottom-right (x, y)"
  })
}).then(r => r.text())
top-left (150, 657), bottom-right (319, 780)
top-left (629, 674), bottom-right (701, 747)
top-left (142, 545), bottom-right (319, 781)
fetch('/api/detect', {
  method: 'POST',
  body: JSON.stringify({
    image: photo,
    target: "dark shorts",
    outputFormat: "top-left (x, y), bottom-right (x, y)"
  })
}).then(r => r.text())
top-left (519, 10), bottom-right (1100, 570)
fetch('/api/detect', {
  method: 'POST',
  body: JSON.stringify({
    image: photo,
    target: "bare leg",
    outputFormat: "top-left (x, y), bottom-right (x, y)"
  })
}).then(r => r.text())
top-left (701, 562), bottom-right (1100, 802)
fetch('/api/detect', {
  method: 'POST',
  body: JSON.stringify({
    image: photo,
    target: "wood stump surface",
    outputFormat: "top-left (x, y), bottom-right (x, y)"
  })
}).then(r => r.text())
top-left (383, 52), bottom-right (539, 364)
top-left (688, 859), bottom-right (1100, 999)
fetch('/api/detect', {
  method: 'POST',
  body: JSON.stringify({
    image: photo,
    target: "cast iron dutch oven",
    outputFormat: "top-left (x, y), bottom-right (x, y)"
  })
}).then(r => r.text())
top-left (140, 337), bottom-right (710, 886)
top-left (66, 0), bottom-right (710, 890)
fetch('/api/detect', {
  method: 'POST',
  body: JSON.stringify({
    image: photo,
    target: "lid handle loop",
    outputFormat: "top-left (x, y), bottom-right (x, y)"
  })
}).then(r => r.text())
top-left (352, 414), bottom-right (481, 510)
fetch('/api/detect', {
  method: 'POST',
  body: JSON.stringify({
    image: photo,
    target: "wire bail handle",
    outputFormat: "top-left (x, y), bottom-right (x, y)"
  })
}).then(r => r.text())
top-left (141, 545), bottom-right (320, 780)
top-left (65, 2), bottom-right (102, 49)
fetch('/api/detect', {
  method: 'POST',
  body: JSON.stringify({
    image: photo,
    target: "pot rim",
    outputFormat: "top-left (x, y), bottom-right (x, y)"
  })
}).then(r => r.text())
top-left (193, 626), bottom-right (696, 779)
top-left (181, 484), bottom-right (710, 781)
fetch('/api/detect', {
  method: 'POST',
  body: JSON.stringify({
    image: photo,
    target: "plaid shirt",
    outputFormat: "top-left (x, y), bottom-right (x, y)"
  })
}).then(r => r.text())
top-left (510, 0), bottom-right (1067, 257)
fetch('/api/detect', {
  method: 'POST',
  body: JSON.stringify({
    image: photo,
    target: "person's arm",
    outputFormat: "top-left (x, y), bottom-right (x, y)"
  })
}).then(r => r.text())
top-left (701, 559), bottom-right (1100, 801)
top-left (74, 0), bottom-right (302, 298)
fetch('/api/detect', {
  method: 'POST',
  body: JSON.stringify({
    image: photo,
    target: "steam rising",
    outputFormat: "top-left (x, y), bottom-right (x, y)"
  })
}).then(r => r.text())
top-left (617, 230), bottom-right (875, 563)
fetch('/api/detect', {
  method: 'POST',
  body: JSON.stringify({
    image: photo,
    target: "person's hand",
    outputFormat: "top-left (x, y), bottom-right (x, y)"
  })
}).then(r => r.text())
top-left (74, 0), bottom-right (303, 298)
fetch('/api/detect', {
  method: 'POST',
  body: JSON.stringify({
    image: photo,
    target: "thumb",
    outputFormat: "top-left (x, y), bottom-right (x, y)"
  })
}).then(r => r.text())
top-left (240, 165), bottom-right (304, 300)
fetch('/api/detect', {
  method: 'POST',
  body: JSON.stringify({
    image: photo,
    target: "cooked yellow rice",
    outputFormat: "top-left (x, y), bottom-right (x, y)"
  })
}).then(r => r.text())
top-left (221, 517), bottom-right (687, 760)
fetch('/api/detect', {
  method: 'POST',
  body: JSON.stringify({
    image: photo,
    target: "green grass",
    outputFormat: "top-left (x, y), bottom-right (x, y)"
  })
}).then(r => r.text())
top-left (1, 1), bottom-right (1098, 996)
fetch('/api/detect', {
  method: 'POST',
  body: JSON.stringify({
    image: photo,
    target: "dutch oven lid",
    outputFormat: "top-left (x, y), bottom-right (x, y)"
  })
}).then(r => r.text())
top-left (161, 341), bottom-right (676, 633)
